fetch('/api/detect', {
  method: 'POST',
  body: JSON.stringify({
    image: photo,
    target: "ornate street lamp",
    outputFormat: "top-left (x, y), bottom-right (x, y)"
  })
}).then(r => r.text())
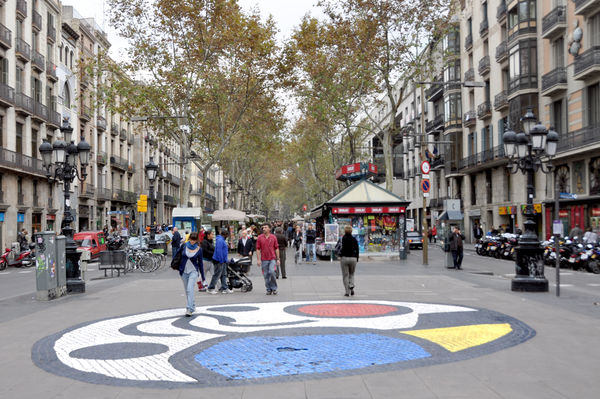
top-left (145, 157), bottom-right (158, 245)
top-left (502, 107), bottom-right (559, 292)
top-left (39, 119), bottom-right (91, 293)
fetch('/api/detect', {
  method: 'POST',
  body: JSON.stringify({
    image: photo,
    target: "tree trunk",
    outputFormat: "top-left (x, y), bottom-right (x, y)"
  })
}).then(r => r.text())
top-left (383, 129), bottom-right (393, 192)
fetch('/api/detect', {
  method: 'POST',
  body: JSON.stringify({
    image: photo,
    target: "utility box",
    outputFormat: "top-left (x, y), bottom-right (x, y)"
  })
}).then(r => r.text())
top-left (35, 232), bottom-right (67, 301)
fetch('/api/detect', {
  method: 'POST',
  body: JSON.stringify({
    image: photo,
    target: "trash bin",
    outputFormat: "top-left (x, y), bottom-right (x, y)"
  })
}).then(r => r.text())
top-left (34, 232), bottom-right (67, 301)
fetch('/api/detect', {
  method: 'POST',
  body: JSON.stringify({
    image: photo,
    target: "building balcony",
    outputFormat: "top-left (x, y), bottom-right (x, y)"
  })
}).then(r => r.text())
top-left (79, 184), bottom-right (95, 199)
top-left (164, 194), bottom-right (178, 206)
top-left (120, 128), bottom-right (127, 141)
top-left (16, 0), bottom-right (27, 19)
top-left (32, 50), bottom-right (45, 72)
top-left (47, 108), bottom-right (61, 128)
top-left (33, 101), bottom-right (49, 123)
top-left (32, 10), bottom-right (42, 32)
top-left (425, 82), bottom-right (443, 102)
top-left (111, 122), bottom-right (119, 136)
top-left (574, 0), bottom-right (600, 17)
top-left (426, 113), bottom-right (445, 133)
top-left (15, 92), bottom-right (34, 115)
top-left (0, 148), bottom-right (47, 177)
top-left (97, 188), bottom-right (111, 201)
top-left (542, 6), bottom-right (566, 39)
top-left (0, 23), bottom-right (12, 49)
top-left (478, 55), bottom-right (490, 76)
top-left (110, 155), bottom-right (128, 171)
top-left (477, 101), bottom-right (492, 120)
top-left (0, 82), bottom-right (15, 107)
top-left (494, 90), bottom-right (508, 111)
top-left (96, 151), bottom-right (107, 165)
top-left (464, 67), bottom-right (474, 83)
top-left (97, 116), bottom-right (106, 131)
top-left (557, 124), bottom-right (600, 153)
top-left (444, 116), bottom-right (462, 131)
top-left (574, 46), bottom-right (600, 81)
top-left (46, 62), bottom-right (58, 81)
top-left (15, 38), bottom-right (31, 62)
top-left (79, 104), bottom-right (91, 122)
top-left (541, 67), bottom-right (567, 97)
top-left (479, 19), bottom-right (489, 37)
top-left (47, 26), bottom-right (56, 43)
top-left (495, 41), bottom-right (508, 64)
top-left (465, 33), bottom-right (473, 50)
top-left (463, 110), bottom-right (476, 127)
top-left (497, 0), bottom-right (507, 22)
top-left (508, 75), bottom-right (538, 96)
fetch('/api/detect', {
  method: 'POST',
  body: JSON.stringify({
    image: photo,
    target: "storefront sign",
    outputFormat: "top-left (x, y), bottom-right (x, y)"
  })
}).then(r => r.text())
top-left (520, 204), bottom-right (542, 214)
top-left (332, 206), bottom-right (406, 214)
top-left (592, 208), bottom-right (600, 217)
top-left (0, 212), bottom-right (4, 222)
top-left (335, 162), bottom-right (378, 181)
top-left (559, 209), bottom-right (569, 218)
top-left (17, 213), bottom-right (25, 223)
top-left (46, 214), bottom-right (56, 220)
top-left (468, 209), bottom-right (481, 217)
top-left (498, 206), bottom-right (517, 215)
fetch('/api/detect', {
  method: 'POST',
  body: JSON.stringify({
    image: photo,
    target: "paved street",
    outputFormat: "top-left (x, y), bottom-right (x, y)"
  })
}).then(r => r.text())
top-left (1, 247), bottom-right (599, 398)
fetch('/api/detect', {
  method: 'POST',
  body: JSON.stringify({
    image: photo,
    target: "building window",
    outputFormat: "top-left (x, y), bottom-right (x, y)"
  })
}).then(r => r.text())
top-left (590, 12), bottom-right (600, 47)
top-left (32, 129), bottom-right (38, 158)
top-left (444, 60), bottom-right (460, 82)
top-left (444, 29), bottom-right (460, 54)
top-left (588, 83), bottom-right (600, 126)
top-left (444, 93), bottom-right (462, 124)
top-left (16, 123), bottom-right (23, 154)
top-left (552, 99), bottom-right (565, 134)
top-left (471, 175), bottom-right (477, 205)
top-left (0, 57), bottom-right (8, 85)
top-left (16, 66), bottom-right (23, 93)
top-left (552, 37), bottom-right (564, 68)
top-left (508, 0), bottom-right (536, 32)
top-left (485, 169), bottom-right (492, 204)
top-left (508, 39), bottom-right (537, 94)
top-left (63, 82), bottom-right (71, 108)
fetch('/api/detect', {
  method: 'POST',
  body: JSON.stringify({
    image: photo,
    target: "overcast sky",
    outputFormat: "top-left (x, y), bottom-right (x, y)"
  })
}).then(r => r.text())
top-left (61, 0), bottom-right (324, 61)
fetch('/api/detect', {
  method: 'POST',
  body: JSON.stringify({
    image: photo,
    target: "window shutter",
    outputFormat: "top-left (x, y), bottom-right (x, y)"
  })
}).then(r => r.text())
top-left (489, 124), bottom-right (493, 150)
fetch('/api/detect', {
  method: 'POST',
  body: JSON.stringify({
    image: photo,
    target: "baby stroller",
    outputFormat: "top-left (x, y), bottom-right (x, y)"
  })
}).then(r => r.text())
top-left (227, 256), bottom-right (253, 292)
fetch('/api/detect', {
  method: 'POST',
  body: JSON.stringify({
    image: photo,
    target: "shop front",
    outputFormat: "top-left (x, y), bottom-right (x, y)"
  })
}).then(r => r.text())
top-left (544, 198), bottom-right (600, 238)
top-left (498, 206), bottom-right (517, 233)
top-left (310, 179), bottom-right (410, 256)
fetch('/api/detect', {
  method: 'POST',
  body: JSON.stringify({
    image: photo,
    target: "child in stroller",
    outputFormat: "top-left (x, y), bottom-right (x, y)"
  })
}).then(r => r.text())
top-left (227, 256), bottom-right (253, 292)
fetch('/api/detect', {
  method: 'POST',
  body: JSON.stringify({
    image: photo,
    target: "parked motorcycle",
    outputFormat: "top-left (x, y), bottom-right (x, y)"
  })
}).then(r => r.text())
top-left (107, 235), bottom-right (125, 251)
top-left (0, 243), bottom-right (36, 270)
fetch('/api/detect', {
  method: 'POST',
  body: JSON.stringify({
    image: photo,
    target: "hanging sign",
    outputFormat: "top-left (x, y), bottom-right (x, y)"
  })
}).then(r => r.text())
top-left (332, 206), bottom-right (406, 214)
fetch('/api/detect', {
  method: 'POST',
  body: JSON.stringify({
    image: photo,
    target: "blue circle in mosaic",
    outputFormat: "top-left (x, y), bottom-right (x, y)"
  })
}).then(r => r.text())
top-left (194, 333), bottom-right (430, 379)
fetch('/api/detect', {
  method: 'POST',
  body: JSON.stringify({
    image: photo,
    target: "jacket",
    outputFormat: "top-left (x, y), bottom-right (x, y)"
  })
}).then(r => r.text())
top-left (237, 237), bottom-right (254, 256)
top-left (340, 233), bottom-right (359, 261)
top-left (305, 229), bottom-right (316, 244)
top-left (449, 232), bottom-right (465, 251)
top-left (172, 231), bottom-right (182, 248)
top-left (292, 231), bottom-right (303, 250)
top-left (178, 243), bottom-right (205, 280)
top-left (275, 233), bottom-right (287, 249)
top-left (201, 238), bottom-right (215, 261)
top-left (212, 235), bottom-right (228, 264)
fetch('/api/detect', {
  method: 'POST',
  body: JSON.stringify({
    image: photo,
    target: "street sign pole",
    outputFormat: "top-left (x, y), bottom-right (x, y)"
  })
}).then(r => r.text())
top-left (420, 86), bottom-right (429, 266)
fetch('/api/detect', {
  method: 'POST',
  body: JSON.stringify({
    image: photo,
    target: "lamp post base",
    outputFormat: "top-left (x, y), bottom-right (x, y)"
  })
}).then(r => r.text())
top-left (67, 278), bottom-right (86, 293)
top-left (511, 276), bottom-right (549, 292)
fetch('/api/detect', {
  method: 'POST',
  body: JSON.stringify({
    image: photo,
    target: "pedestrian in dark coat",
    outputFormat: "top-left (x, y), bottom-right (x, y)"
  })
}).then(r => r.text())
top-left (171, 227), bottom-right (182, 259)
top-left (177, 232), bottom-right (204, 316)
top-left (237, 229), bottom-right (254, 258)
top-left (339, 225), bottom-right (359, 296)
top-left (275, 227), bottom-right (288, 279)
top-left (449, 226), bottom-right (465, 270)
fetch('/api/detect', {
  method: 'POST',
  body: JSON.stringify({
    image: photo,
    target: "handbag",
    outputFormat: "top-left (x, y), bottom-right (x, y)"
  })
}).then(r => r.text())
top-left (171, 246), bottom-right (183, 270)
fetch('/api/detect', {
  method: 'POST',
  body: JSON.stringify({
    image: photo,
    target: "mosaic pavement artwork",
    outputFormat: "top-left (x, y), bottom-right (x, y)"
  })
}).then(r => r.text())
top-left (32, 301), bottom-right (535, 388)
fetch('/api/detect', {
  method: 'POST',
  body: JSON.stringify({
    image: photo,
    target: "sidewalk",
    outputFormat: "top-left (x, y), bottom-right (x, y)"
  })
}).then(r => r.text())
top-left (2, 248), bottom-right (599, 398)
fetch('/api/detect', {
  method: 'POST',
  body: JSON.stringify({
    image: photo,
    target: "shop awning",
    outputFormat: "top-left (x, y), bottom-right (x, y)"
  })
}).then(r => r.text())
top-left (327, 179), bottom-right (407, 204)
top-left (211, 209), bottom-right (247, 222)
top-left (309, 204), bottom-right (325, 219)
top-left (438, 210), bottom-right (464, 220)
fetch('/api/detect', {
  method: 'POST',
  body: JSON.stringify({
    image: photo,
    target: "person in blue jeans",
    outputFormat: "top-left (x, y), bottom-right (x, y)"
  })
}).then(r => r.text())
top-left (305, 224), bottom-right (317, 264)
top-left (208, 228), bottom-right (232, 294)
top-left (177, 232), bottom-right (204, 317)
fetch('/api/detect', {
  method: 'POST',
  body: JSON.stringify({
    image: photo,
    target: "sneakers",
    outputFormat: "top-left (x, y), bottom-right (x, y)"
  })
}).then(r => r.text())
top-left (185, 310), bottom-right (193, 317)
top-left (207, 289), bottom-right (218, 295)
top-left (272, 290), bottom-right (277, 295)
top-left (221, 288), bottom-right (233, 294)
top-left (266, 291), bottom-right (272, 295)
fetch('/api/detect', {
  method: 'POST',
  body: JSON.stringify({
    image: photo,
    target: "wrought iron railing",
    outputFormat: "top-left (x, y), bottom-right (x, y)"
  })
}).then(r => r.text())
top-left (465, 34), bottom-right (473, 49)
top-left (494, 91), bottom-right (508, 110)
top-left (497, 0), bottom-right (507, 21)
top-left (15, 38), bottom-right (31, 61)
top-left (478, 55), bottom-right (490, 75)
top-left (574, 46), bottom-right (600, 77)
top-left (557, 124), bottom-right (600, 152)
top-left (477, 101), bottom-right (492, 119)
top-left (542, 67), bottom-right (567, 93)
top-left (32, 10), bottom-right (42, 31)
top-left (0, 23), bottom-right (11, 49)
top-left (542, 6), bottom-right (566, 36)
top-left (464, 68), bottom-right (474, 82)
top-left (0, 82), bottom-right (15, 105)
top-left (496, 41), bottom-right (507, 62)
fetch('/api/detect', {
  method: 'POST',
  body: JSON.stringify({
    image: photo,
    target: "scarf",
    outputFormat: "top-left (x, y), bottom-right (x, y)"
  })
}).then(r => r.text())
top-left (185, 241), bottom-right (200, 257)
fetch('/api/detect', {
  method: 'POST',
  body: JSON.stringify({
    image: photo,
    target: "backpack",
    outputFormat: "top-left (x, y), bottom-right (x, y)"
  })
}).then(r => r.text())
top-left (170, 245), bottom-right (184, 270)
top-left (334, 238), bottom-right (343, 257)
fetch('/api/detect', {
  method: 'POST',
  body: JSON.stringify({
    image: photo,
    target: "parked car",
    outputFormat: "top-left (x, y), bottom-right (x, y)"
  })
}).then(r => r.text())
top-left (74, 231), bottom-right (108, 259)
top-left (407, 231), bottom-right (423, 249)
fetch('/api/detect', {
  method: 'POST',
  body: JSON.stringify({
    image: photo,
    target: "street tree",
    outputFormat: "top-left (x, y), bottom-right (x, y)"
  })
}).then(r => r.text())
top-left (319, 0), bottom-right (456, 191)
top-left (99, 0), bottom-right (281, 208)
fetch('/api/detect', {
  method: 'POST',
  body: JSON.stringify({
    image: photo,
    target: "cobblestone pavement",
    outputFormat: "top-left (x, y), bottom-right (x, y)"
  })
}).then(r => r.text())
top-left (1, 247), bottom-right (599, 398)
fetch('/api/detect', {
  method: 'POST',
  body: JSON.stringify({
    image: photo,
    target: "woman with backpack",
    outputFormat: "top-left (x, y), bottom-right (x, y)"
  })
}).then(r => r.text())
top-left (176, 232), bottom-right (204, 317)
top-left (338, 225), bottom-right (359, 297)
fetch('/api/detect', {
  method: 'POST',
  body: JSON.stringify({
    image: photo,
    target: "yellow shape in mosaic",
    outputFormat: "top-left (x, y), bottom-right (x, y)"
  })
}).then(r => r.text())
top-left (401, 323), bottom-right (512, 352)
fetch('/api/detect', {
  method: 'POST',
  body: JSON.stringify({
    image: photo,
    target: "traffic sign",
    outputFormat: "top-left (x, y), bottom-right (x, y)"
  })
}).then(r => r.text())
top-left (421, 179), bottom-right (430, 193)
top-left (140, 194), bottom-right (148, 201)
top-left (137, 206), bottom-right (147, 213)
top-left (421, 161), bottom-right (431, 175)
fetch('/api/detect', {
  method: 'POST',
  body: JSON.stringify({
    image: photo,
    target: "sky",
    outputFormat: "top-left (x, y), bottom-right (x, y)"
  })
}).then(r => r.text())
top-left (61, 0), bottom-right (324, 61)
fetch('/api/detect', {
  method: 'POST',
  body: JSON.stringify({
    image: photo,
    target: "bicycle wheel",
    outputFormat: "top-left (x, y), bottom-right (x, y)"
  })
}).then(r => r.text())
top-left (138, 255), bottom-right (154, 273)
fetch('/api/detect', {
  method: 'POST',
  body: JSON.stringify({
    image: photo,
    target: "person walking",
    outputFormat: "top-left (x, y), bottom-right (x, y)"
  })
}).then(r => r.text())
top-left (449, 226), bottom-right (465, 270)
top-left (305, 224), bottom-right (317, 264)
top-left (201, 230), bottom-right (215, 286)
top-left (473, 224), bottom-right (483, 242)
top-left (208, 229), bottom-right (232, 294)
top-left (256, 223), bottom-right (280, 295)
top-left (275, 227), bottom-right (288, 279)
top-left (176, 232), bottom-right (205, 317)
top-left (431, 225), bottom-right (437, 243)
top-left (171, 227), bottom-right (182, 259)
top-left (237, 229), bottom-right (254, 259)
top-left (339, 225), bottom-right (359, 297)
top-left (287, 224), bottom-right (294, 247)
top-left (292, 225), bottom-right (303, 264)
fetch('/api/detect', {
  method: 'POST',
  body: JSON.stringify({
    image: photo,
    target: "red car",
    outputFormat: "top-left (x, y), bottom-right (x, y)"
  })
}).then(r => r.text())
top-left (74, 231), bottom-right (107, 259)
